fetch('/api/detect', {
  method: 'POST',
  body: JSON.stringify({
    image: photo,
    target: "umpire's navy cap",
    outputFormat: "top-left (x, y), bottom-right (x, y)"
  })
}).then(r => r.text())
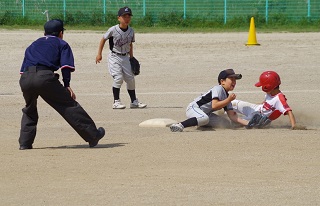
top-left (218, 69), bottom-right (242, 84)
top-left (44, 19), bottom-right (65, 36)
top-left (118, 7), bottom-right (132, 16)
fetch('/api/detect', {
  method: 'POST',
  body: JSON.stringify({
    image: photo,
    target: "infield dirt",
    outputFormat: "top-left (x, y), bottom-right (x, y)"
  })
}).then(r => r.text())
top-left (0, 30), bottom-right (319, 205)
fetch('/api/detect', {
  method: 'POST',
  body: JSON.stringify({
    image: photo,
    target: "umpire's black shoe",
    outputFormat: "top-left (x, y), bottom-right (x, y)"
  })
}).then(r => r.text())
top-left (19, 145), bottom-right (33, 150)
top-left (89, 127), bottom-right (105, 148)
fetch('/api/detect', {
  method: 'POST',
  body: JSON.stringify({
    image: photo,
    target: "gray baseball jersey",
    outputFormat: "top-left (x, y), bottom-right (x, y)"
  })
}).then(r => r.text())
top-left (103, 25), bottom-right (135, 54)
top-left (103, 24), bottom-right (135, 89)
top-left (191, 85), bottom-right (233, 114)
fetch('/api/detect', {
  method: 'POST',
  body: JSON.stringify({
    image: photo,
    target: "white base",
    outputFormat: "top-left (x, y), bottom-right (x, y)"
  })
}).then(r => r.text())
top-left (139, 118), bottom-right (178, 128)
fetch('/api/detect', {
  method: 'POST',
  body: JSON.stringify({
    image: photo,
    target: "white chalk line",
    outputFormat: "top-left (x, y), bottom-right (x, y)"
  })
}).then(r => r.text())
top-left (75, 89), bottom-right (320, 96)
top-left (1, 89), bottom-right (319, 97)
top-left (132, 90), bottom-right (320, 95)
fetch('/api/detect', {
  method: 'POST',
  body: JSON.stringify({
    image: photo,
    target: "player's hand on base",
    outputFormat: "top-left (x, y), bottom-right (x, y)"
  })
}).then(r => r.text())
top-left (67, 87), bottom-right (76, 100)
top-left (95, 54), bottom-right (102, 64)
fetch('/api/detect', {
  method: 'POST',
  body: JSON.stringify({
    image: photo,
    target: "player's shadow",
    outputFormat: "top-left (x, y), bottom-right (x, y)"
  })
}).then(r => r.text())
top-left (195, 126), bottom-right (216, 131)
top-left (37, 143), bottom-right (127, 149)
top-left (176, 126), bottom-right (216, 132)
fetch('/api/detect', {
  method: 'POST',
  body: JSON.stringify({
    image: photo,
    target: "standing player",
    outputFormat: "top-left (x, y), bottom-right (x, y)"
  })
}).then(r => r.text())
top-left (232, 70), bottom-right (297, 129)
top-left (170, 69), bottom-right (248, 132)
top-left (96, 6), bottom-right (146, 109)
top-left (19, 19), bottom-right (105, 150)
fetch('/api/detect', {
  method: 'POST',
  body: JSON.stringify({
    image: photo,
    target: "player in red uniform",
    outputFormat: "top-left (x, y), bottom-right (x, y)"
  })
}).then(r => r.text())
top-left (232, 71), bottom-right (297, 129)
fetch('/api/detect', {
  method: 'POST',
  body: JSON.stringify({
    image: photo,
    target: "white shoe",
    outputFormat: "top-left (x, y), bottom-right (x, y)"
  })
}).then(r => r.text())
top-left (130, 99), bottom-right (147, 109)
top-left (170, 123), bottom-right (184, 132)
top-left (113, 99), bottom-right (126, 109)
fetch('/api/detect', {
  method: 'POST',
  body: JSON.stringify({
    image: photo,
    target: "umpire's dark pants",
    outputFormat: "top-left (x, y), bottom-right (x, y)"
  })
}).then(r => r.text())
top-left (19, 66), bottom-right (99, 147)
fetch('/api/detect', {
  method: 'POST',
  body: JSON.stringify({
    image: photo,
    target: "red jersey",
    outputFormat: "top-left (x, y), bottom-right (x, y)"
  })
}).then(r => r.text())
top-left (261, 92), bottom-right (292, 120)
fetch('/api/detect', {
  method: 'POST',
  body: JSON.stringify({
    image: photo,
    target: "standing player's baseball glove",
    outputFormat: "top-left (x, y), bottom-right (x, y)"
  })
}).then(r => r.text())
top-left (246, 113), bottom-right (271, 129)
top-left (130, 57), bottom-right (140, 75)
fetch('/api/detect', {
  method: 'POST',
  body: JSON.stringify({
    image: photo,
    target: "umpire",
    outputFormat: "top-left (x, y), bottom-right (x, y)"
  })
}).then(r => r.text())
top-left (19, 19), bottom-right (105, 150)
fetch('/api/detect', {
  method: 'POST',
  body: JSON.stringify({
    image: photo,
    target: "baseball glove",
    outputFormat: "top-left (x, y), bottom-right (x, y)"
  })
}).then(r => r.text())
top-left (130, 57), bottom-right (140, 75)
top-left (246, 113), bottom-right (271, 129)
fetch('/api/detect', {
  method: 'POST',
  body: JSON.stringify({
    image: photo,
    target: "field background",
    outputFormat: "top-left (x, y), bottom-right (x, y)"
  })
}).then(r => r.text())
top-left (0, 30), bottom-right (320, 205)
top-left (1, 0), bottom-right (320, 27)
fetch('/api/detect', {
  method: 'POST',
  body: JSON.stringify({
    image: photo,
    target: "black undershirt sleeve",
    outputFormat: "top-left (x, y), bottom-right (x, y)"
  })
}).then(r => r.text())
top-left (62, 68), bottom-right (71, 87)
top-left (109, 37), bottom-right (114, 51)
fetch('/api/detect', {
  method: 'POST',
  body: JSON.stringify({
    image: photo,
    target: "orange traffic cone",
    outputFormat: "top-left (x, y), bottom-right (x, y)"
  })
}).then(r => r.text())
top-left (245, 17), bottom-right (260, 46)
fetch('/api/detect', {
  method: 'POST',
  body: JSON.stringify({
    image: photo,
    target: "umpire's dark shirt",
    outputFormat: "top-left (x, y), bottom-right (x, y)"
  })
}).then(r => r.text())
top-left (20, 35), bottom-right (75, 87)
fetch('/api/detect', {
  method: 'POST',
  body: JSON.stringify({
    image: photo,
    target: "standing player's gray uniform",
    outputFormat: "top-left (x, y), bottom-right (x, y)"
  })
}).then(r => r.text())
top-left (103, 25), bottom-right (135, 90)
top-left (186, 85), bottom-right (233, 126)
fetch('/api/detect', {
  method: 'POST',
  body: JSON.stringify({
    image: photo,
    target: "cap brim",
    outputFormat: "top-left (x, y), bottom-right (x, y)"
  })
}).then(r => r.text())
top-left (119, 12), bottom-right (132, 16)
top-left (228, 74), bottom-right (242, 80)
top-left (255, 82), bottom-right (262, 87)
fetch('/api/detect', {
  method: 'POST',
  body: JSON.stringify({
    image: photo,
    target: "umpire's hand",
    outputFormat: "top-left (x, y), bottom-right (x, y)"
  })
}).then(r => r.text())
top-left (67, 87), bottom-right (76, 100)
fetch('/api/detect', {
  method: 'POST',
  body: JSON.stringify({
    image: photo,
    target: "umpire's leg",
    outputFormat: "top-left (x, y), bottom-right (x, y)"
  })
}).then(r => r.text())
top-left (19, 93), bottom-right (39, 147)
top-left (38, 73), bottom-right (99, 142)
top-left (19, 69), bottom-right (39, 148)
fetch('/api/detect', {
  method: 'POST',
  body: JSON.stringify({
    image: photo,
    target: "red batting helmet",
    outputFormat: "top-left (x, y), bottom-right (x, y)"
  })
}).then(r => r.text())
top-left (255, 71), bottom-right (281, 92)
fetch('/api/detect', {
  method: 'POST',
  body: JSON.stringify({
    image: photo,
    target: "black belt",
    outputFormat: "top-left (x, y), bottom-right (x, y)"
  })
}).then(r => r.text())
top-left (111, 51), bottom-right (129, 56)
top-left (24, 65), bottom-right (53, 72)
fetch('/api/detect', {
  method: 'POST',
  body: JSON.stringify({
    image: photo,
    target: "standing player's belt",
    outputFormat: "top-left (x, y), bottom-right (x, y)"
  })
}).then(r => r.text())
top-left (111, 51), bottom-right (129, 56)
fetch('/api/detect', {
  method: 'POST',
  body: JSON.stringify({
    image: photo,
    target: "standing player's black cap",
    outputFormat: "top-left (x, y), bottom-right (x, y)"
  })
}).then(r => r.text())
top-left (118, 7), bottom-right (133, 16)
top-left (218, 69), bottom-right (242, 84)
top-left (44, 19), bottom-right (65, 37)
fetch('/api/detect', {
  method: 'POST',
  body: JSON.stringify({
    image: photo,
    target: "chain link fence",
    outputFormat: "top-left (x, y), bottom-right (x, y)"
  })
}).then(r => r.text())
top-left (1, 0), bottom-right (319, 25)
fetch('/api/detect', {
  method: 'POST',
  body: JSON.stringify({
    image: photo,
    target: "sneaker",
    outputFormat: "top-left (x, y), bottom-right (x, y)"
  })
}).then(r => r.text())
top-left (89, 127), bottom-right (105, 148)
top-left (170, 123), bottom-right (184, 132)
top-left (130, 99), bottom-right (147, 109)
top-left (245, 113), bottom-right (262, 129)
top-left (113, 99), bottom-right (126, 109)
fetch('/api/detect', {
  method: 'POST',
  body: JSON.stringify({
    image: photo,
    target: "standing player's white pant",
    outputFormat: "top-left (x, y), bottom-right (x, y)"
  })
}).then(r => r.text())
top-left (186, 103), bottom-right (231, 128)
top-left (232, 100), bottom-right (262, 120)
top-left (108, 52), bottom-right (135, 90)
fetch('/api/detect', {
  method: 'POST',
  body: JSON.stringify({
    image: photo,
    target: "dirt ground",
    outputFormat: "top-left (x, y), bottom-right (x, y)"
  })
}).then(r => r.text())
top-left (0, 29), bottom-right (319, 205)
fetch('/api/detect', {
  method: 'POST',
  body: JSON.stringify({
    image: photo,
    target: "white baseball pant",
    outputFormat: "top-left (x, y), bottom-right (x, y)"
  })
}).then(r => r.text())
top-left (108, 52), bottom-right (135, 90)
top-left (186, 103), bottom-right (231, 128)
top-left (231, 100), bottom-right (262, 120)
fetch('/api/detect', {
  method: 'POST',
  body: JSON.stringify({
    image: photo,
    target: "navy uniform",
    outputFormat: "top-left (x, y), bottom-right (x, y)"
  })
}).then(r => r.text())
top-left (19, 19), bottom-right (105, 150)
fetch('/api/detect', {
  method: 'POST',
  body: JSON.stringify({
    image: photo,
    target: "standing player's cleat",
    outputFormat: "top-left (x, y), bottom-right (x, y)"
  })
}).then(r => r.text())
top-left (130, 99), bottom-right (147, 109)
top-left (113, 99), bottom-right (126, 109)
top-left (89, 127), bottom-right (105, 148)
top-left (170, 123), bottom-right (184, 132)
